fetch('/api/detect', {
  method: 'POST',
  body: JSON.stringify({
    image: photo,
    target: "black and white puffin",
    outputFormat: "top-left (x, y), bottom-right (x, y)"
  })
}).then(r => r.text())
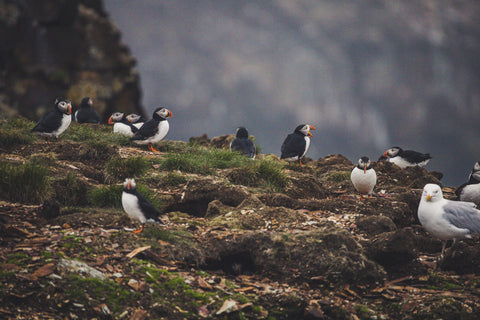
top-left (31, 98), bottom-right (72, 141)
top-left (121, 178), bottom-right (163, 233)
top-left (280, 124), bottom-right (316, 165)
top-left (131, 107), bottom-right (173, 152)
top-left (74, 97), bottom-right (101, 124)
top-left (379, 146), bottom-right (431, 168)
top-left (456, 161), bottom-right (480, 205)
top-left (108, 112), bottom-right (138, 136)
top-left (350, 156), bottom-right (377, 200)
top-left (126, 113), bottom-right (146, 129)
top-left (230, 127), bottom-right (256, 159)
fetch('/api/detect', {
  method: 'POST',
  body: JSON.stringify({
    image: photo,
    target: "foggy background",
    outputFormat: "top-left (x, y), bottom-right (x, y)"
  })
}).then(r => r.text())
top-left (103, 0), bottom-right (480, 186)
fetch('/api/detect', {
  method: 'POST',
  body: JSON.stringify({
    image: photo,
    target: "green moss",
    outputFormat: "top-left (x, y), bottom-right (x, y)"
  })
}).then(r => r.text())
top-left (0, 117), bottom-right (36, 149)
top-left (0, 161), bottom-right (51, 204)
top-left (6, 252), bottom-right (31, 267)
top-left (105, 156), bottom-right (151, 182)
top-left (355, 304), bottom-right (374, 320)
top-left (142, 227), bottom-right (195, 247)
top-left (29, 152), bottom-right (57, 166)
top-left (88, 183), bottom-right (162, 209)
top-left (54, 172), bottom-right (89, 206)
top-left (227, 159), bottom-right (289, 192)
top-left (325, 171), bottom-right (351, 182)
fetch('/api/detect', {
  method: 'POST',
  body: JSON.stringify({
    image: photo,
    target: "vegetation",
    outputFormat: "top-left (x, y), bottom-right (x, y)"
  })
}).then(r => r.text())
top-left (0, 160), bottom-right (51, 203)
top-left (105, 156), bottom-right (151, 182)
top-left (88, 183), bottom-right (163, 209)
top-left (0, 117), bottom-right (35, 149)
top-left (227, 159), bottom-right (289, 192)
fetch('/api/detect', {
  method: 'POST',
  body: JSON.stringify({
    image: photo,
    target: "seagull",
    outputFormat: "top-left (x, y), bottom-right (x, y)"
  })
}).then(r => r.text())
top-left (350, 156), bottom-right (377, 200)
top-left (456, 161), bottom-right (480, 205)
top-left (131, 107), bottom-right (173, 152)
top-left (121, 178), bottom-right (163, 233)
top-left (31, 98), bottom-right (72, 142)
top-left (230, 127), bottom-right (256, 159)
top-left (380, 146), bottom-right (431, 168)
top-left (418, 183), bottom-right (480, 255)
top-left (280, 124), bottom-right (315, 165)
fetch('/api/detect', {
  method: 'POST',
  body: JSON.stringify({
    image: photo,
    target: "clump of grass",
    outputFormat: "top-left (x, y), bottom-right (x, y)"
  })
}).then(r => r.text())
top-left (29, 152), bottom-right (57, 166)
top-left (88, 183), bottom-right (162, 209)
top-left (0, 161), bottom-right (51, 203)
top-left (53, 172), bottom-right (90, 206)
top-left (159, 145), bottom-right (251, 174)
top-left (62, 122), bottom-right (131, 146)
top-left (144, 172), bottom-right (188, 187)
top-left (78, 140), bottom-right (116, 160)
top-left (325, 171), bottom-right (351, 182)
top-left (143, 228), bottom-right (195, 246)
top-left (105, 156), bottom-right (151, 182)
top-left (0, 117), bottom-right (36, 149)
top-left (227, 159), bottom-right (289, 192)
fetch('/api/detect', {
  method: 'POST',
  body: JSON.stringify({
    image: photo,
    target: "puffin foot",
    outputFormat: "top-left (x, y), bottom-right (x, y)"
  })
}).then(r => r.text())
top-left (148, 144), bottom-right (159, 152)
top-left (133, 225), bottom-right (144, 234)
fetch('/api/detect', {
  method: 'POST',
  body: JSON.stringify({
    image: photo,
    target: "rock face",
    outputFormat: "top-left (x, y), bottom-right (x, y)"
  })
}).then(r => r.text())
top-left (0, 0), bottom-right (142, 121)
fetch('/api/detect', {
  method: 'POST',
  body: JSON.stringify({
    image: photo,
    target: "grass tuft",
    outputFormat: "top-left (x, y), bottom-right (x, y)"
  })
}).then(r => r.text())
top-left (105, 156), bottom-right (151, 182)
top-left (0, 161), bottom-right (51, 203)
top-left (227, 159), bottom-right (289, 192)
top-left (88, 183), bottom-right (162, 209)
top-left (53, 172), bottom-right (90, 206)
top-left (0, 117), bottom-right (36, 149)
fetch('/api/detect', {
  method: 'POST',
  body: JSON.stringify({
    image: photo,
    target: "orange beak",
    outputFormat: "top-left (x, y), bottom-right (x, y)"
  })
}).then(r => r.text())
top-left (126, 180), bottom-right (131, 189)
top-left (382, 150), bottom-right (390, 158)
top-left (307, 132), bottom-right (313, 137)
top-left (426, 194), bottom-right (432, 201)
top-left (108, 116), bottom-right (114, 124)
top-left (167, 110), bottom-right (173, 118)
top-left (364, 164), bottom-right (367, 173)
top-left (67, 104), bottom-right (72, 115)
top-left (309, 125), bottom-right (316, 131)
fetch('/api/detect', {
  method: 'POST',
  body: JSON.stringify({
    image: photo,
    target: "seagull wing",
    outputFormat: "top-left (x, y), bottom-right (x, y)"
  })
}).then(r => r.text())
top-left (443, 201), bottom-right (480, 234)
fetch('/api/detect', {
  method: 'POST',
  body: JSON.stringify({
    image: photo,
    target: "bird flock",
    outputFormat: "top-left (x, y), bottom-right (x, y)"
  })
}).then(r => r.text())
top-left (30, 97), bottom-right (480, 255)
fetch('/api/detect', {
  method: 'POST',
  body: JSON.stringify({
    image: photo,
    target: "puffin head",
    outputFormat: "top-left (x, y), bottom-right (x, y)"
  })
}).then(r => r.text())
top-left (295, 124), bottom-right (316, 137)
top-left (123, 178), bottom-right (136, 191)
top-left (108, 112), bottom-right (125, 124)
top-left (422, 183), bottom-right (443, 203)
top-left (153, 107), bottom-right (173, 120)
top-left (80, 97), bottom-right (93, 108)
top-left (126, 113), bottom-right (143, 123)
top-left (357, 156), bottom-right (371, 173)
top-left (382, 146), bottom-right (402, 158)
top-left (235, 127), bottom-right (249, 138)
top-left (55, 98), bottom-right (72, 115)
top-left (471, 161), bottom-right (480, 182)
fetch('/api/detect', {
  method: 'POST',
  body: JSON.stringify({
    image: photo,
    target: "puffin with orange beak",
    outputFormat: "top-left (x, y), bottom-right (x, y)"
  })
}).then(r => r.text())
top-left (350, 156), bottom-right (377, 200)
top-left (108, 112), bottom-right (138, 136)
top-left (31, 98), bottom-right (72, 142)
top-left (379, 146), bottom-right (431, 168)
top-left (131, 107), bottom-right (173, 152)
top-left (280, 124), bottom-right (315, 165)
top-left (121, 178), bottom-right (164, 233)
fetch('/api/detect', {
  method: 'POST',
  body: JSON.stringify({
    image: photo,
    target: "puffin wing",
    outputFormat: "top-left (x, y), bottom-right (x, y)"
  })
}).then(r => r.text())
top-left (77, 108), bottom-right (101, 124)
top-left (231, 138), bottom-right (256, 158)
top-left (32, 110), bottom-right (60, 133)
top-left (402, 150), bottom-right (431, 163)
top-left (443, 201), bottom-right (480, 234)
top-left (132, 119), bottom-right (158, 141)
top-left (455, 182), bottom-right (468, 199)
top-left (281, 133), bottom-right (305, 158)
top-left (135, 191), bottom-right (163, 223)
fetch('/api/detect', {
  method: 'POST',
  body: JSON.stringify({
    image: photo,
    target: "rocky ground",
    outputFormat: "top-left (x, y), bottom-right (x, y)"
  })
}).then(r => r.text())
top-left (1, 121), bottom-right (480, 319)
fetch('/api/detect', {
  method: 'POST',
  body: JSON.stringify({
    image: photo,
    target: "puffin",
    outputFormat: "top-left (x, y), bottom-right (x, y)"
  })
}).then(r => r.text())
top-left (126, 113), bottom-right (146, 129)
top-left (31, 98), bottom-right (72, 142)
top-left (280, 124), bottom-right (315, 165)
top-left (379, 146), bottom-right (431, 168)
top-left (131, 107), bottom-right (173, 152)
top-left (230, 127), bottom-right (256, 159)
top-left (74, 97), bottom-right (101, 124)
top-left (121, 178), bottom-right (163, 233)
top-left (456, 161), bottom-right (480, 205)
top-left (350, 156), bottom-right (377, 200)
top-left (108, 112), bottom-right (138, 136)
top-left (418, 183), bottom-right (480, 255)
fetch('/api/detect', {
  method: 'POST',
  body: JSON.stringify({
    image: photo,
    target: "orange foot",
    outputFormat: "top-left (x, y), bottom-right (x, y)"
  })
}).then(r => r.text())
top-left (147, 144), bottom-right (159, 152)
top-left (133, 224), bottom-right (144, 234)
top-left (359, 195), bottom-right (365, 201)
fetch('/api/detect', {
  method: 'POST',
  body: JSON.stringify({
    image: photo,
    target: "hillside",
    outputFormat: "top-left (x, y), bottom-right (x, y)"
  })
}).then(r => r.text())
top-left (1, 118), bottom-right (480, 319)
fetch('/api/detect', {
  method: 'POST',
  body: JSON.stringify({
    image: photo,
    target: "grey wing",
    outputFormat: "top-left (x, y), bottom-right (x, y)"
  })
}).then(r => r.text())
top-left (443, 201), bottom-right (480, 234)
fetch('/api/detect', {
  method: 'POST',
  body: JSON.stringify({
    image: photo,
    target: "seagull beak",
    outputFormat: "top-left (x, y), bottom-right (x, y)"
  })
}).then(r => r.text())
top-left (426, 194), bottom-right (432, 202)
top-left (108, 116), bottom-right (114, 124)
top-left (364, 164), bottom-right (367, 173)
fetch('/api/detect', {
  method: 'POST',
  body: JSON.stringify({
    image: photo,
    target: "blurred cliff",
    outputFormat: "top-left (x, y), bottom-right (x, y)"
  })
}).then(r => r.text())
top-left (0, 0), bottom-right (142, 121)
top-left (105, 0), bottom-right (480, 185)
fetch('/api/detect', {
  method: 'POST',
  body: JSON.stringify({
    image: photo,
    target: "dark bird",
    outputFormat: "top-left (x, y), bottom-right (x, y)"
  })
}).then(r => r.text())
top-left (126, 113), bottom-right (146, 129)
top-left (456, 161), bottom-right (480, 205)
top-left (74, 97), bottom-right (101, 124)
top-left (230, 127), bottom-right (256, 159)
top-left (131, 107), bottom-right (173, 152)
top-left (351, 156), bottom-right (377, 200)
top-left (121, 178), bottom-right (163, 233)
top-left (379, 146), bottom-right (431, 168)
top-left (31, 98), bottom-right (72, 142)
top-left (108, 112), bottom-right (138, 136)
top-left (280, 124), bottom-right (315, 165)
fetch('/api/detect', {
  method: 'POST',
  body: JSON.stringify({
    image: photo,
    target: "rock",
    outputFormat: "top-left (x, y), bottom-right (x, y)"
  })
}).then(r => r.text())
top-left (211, 134), bottom-right (234, 149)
top-left (39, 198), bottom-right (61, 219)
top-left (439, 241), bottom-right (480, 274)
top-left (189, 134), bottom-right (211, 146)
top-left (356, 215), bottom-right (397, 236)
top-left (205, 200), bottom-right (231, 217)
top-left (58, 258), bottom-right (106, 280)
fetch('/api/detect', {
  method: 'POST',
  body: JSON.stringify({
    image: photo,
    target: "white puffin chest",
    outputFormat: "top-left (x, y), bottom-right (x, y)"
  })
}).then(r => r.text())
top-left (113, 123), bottom-right (135, 136)
top-left (122, 192), bottom-right (146, 223)
top-left (350, 167), bottom-right (377, 195)
top-left (53, 113), bottom-right (72, 137)
top-left (134, 121), bottom-right (169, 145)
top-left (459, 184), bottom-right (480, 205)
top-left (302, 136), bottom-right (310, 158)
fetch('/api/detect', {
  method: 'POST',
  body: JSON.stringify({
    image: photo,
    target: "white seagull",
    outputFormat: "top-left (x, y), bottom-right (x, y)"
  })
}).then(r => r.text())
top-left (418, 183), bottom-right (480, 255)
